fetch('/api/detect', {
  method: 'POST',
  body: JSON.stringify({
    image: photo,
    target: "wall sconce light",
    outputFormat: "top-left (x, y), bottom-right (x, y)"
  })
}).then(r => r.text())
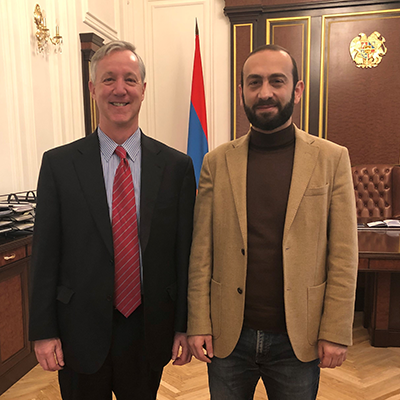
top-left (33, 4), bottom-right (63, 54)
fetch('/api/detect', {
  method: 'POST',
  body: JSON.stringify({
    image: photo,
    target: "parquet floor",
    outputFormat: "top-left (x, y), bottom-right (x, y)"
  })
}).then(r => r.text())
top-left (2, 312), bottom-right (400, 400)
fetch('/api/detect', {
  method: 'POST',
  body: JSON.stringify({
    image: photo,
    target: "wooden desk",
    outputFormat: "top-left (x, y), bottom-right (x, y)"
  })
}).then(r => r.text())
top-left (358, 229), bottom-right (400, 347)
top-left (0, 235), bottom-right (37, 395)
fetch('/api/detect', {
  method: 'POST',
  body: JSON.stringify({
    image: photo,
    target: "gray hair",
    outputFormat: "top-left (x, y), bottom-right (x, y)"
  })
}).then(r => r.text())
top-left (90, 40), bottom-right (146, 84)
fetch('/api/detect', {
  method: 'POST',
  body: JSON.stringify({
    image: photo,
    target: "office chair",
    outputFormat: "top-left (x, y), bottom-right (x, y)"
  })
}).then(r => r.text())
top-left (352, 164), bottom-right (400, 219)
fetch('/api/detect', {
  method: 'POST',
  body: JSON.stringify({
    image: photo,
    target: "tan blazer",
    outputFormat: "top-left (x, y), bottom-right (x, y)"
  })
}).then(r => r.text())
top-left (187, 126), bottom-right (358, 362)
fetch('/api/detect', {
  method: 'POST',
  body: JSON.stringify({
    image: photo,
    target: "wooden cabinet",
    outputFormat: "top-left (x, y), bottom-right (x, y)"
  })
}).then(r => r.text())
top-left (0, 235), bottom-right (37, 395)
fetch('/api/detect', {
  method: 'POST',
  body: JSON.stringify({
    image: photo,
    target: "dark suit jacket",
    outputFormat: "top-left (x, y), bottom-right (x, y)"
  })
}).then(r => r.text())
top-left (29, 130), bottom-right (196, 374)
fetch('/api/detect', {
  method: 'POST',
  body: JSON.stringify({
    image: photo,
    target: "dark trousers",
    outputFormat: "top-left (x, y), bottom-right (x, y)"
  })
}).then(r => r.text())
top-left (208, 327), bottom-right (320, 400)
top-left (58, 306), bottom-right (163, 400)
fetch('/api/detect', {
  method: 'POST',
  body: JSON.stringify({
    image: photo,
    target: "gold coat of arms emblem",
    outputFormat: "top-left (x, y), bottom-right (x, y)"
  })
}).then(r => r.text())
top-left (350, 32), bottom-right (387, 68)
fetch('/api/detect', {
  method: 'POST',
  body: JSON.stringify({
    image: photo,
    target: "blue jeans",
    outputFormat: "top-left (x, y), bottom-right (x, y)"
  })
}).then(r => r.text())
top-left (207, 327), bottom-right (320, 400)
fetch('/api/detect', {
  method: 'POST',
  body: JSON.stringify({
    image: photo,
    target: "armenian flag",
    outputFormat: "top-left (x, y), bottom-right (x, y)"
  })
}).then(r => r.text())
top-left (187, 20), bottom-right (208, 187)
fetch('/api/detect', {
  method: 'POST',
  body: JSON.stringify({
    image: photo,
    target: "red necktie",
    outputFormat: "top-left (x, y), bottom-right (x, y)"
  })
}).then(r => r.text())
top-left (112, 146), bottom-right (141, 317)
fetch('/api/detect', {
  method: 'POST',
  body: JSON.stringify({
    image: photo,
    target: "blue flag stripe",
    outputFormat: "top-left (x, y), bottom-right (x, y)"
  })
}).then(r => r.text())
top-left (187, 103), bottom-right (208, 186)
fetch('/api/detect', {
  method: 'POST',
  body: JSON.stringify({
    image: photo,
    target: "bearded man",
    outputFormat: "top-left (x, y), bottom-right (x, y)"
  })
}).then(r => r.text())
top-left (187, 44), bottom-right (358, 400)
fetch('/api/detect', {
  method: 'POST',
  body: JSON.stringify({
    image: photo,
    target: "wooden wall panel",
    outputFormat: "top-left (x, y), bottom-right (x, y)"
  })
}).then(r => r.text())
top-left (264, 0), bottom-right (326, 4)
top-left (321, 10), bottom-right (400, 165)
top-left (226, 0), bottom-right (341, 7)
top-left (226, 0), bottom-right (400, 166)
top-left (267, 18), bottom-right (310, 131)
top-left (233, 24), bottom-right (253, 139)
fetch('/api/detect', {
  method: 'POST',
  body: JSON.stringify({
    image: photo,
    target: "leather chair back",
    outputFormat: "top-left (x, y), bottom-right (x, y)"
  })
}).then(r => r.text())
top-left (352, 164), bottom-right (400, 218)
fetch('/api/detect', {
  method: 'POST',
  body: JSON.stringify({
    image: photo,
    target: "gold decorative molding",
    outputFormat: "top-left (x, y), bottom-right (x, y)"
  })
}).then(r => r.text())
top-left (266, 16), bottom-right (311, 132)
top-left (233, 23), bottom-right (253, 140)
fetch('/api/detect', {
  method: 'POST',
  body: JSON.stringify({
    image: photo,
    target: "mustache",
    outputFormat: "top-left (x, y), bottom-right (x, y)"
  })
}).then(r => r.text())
top-left (252, 99), bottom-right (278, 109)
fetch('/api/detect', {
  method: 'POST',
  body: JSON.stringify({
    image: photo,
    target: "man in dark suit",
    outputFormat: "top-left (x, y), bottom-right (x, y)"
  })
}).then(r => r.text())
top-left (29, 41), bottom-right (196, 400)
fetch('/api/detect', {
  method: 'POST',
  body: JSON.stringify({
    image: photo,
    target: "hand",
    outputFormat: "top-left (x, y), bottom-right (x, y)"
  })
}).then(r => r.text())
top-left (34, 338), bottom-right (64, 371)
top-left (188, 335), bottom-right (213, 363)
top-left (171, 332), bottom-right (192, 366)
top-left (318, 339), bottom-right (347, 368)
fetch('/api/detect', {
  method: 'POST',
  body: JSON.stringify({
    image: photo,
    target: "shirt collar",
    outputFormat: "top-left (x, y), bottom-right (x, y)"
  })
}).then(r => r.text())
top-left (98, 127), bottom-right (141, 162)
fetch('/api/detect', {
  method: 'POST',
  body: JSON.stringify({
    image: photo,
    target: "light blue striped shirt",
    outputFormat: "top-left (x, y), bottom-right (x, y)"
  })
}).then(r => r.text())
top-left (98, 127), bottom-right (142, 225)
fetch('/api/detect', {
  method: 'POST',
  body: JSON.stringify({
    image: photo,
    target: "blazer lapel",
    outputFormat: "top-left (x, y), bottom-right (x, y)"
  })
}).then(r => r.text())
top-left (140, 133), bottom-right (165, 253)
top-left (225, 134), bottom-right (250, 247)
top-left (73, 132), bottom-right (114, 257)
top-left (283, 127), bottom-right (320, 241)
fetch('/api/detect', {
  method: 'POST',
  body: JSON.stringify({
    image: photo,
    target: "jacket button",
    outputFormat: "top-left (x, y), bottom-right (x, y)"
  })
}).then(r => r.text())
top-left (241, 249), bottom-right (245, 255)
top-left (237, 288), bottom-right (243, 294)
top-left (106, 295), bottom-right (112, 301)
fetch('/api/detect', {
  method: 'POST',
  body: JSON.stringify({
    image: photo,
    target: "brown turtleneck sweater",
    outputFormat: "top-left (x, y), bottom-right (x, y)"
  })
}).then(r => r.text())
top-left (244, 124), bottom-right (295, 333)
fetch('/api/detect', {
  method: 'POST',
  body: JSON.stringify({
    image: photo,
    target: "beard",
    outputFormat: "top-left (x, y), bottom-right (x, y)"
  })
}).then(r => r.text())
top-left (242, 90), bottom-right (295, 132)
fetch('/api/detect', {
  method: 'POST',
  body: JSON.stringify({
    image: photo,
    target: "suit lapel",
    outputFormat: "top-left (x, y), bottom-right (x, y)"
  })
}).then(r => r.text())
top-left (73, 132), bottom-right (114, 257)
top-left (283, 127), bottom-right (320, 241)
top-left (225, 134), bottom-right (250, 246)
top-left (140, 133), bottom-right (165, 253)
